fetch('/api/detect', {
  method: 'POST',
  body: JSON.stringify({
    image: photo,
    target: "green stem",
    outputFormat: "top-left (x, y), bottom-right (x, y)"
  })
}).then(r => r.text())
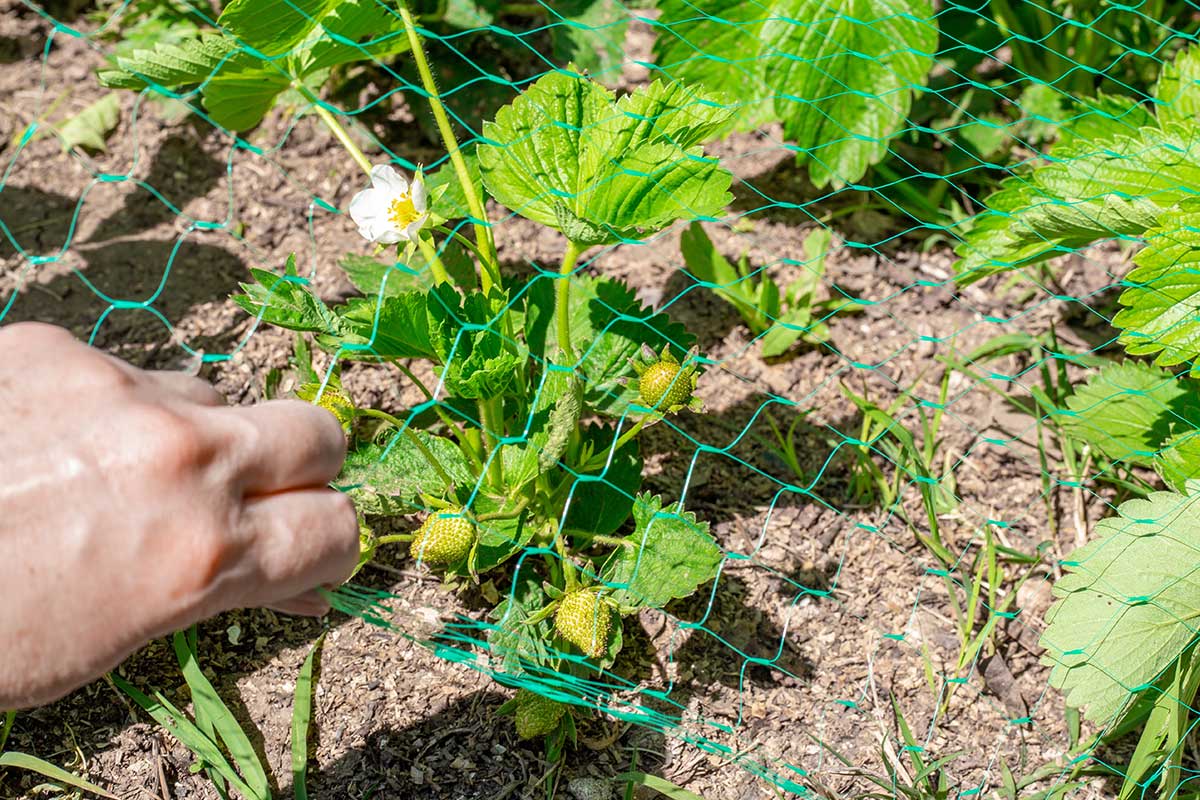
top-left (555, 527), bottom-right (579, 591)
top-left (479, 397), bottom-right (505, 488)
top-left (435, 225), bottom-right (488, 274)
top-left (358, 409), bottom-right (456, 490)
top-left (475, 495), bottom-right (530, 522)
top-left (303, 89), bottom-right (373, 177)
top-left (416, 234), bottom-right (450, 285)
top-left (556, 240), bottom-right (583, 364)
top-left (396, 2), bottom-right (501, 293)
top-left (581, 415), bottom-right (648, 472)
top-left (376, 534), bottom-right (415, 545)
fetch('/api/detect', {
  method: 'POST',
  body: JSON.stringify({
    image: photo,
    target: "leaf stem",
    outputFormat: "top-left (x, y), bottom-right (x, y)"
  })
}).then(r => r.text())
top-left (556, 240), bottom-right (583, 364)
top-left (479, 397), bottom-right (505, 488)
top-left (395, 2), bottom-right (501, 293)
top-left (302, 89), bottom-right (372, 177)
top-left (581, 415), bottom-right (648, 472)
top-left (415, 234), bottom-right (450, 285)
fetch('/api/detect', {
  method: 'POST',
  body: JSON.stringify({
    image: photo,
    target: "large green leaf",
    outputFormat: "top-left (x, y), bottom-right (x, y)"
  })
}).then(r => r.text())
top-left (329, 291), bottom-right (438, 361)
top-left (956, 46), bottom-right (1200, 283)
top-left (1114, 204), bottom-right (1200, 372)
top-left (1154, 45), bottom-right (1200, 126)
top-left (653, 0), bottom-right (770, 125)
top-left (654, 0), bottom-right (936, 184)
top-left (1041, 488), bottom-right (1200, 724)
top-left (99, 0), bottom-right (410, 131)
top-left (478, 71), bottom-right (732, 245)
top-left (217, 0), bottom-right (342, 56)
top-left (601, 493), bottom-right (722, 610)
top-left (339, 433), bottom-right (474, 515)
top-left (762, 0), bottom-right (937, 189)
top-left (1060, 361), bottom-right (1200, 466)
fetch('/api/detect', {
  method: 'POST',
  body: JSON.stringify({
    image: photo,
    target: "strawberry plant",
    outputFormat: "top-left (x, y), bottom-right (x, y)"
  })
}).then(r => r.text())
top-left (958, 44), bottom-right (1200, 798)
top-left (233, 52), bottom-right (729, 742)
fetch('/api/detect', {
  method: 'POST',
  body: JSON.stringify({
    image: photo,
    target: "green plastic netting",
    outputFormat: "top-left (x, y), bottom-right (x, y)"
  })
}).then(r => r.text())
top-left (5, 0), bottom-right (1200, 797)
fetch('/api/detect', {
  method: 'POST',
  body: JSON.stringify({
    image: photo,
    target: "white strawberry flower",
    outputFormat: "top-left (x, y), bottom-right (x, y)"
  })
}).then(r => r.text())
top-left (349, 164), bottom-right (429, 245)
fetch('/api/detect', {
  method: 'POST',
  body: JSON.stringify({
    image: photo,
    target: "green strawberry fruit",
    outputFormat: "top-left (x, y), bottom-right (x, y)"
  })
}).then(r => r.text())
top-left (638, 360), bottom-right (693, 410)
top-left (554, 589), bottom-right (612, 658)
top-left (514, 689), bottom-right (566, 739)
top-left (409, 509), bottom-right (474, 567)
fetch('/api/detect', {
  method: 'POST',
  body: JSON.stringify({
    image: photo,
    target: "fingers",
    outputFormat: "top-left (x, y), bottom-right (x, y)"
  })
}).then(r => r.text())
top-left (222, 399), bottom-right (348, 494)
top-left (149, 371), bottom-right (226, 406)
top-left (237, 488), bottom-right (359, 610)
top-left (267, 589), bottom-right (332, 617)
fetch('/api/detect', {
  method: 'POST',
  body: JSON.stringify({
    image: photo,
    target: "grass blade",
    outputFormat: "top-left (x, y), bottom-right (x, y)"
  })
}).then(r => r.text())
top-left (109, 672), bottom-right (260, 800)
top-left (613, 772), bottom-right (706, 800)
top-left (0, 710), bottom-right (14, 752)
top-left (292, 635), bottom-right (325, 800)
top-left (0, 752), bottom-right (118, 798)
top-left (172, 632), bottom-right (272, 799)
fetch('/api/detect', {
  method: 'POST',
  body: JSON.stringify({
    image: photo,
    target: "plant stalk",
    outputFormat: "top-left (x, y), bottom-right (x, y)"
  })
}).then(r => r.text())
top-left (304, 91), bottom-right (373, 177)
top-left (556, 240), bottom-right (583, 364)
top-left (396, 2), bottom-right (501, 293)
top-left (479, 397), bottom-right (505, 488)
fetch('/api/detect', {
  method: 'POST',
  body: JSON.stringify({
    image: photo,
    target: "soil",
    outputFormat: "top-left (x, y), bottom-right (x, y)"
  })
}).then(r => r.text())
top-left (0, 3), bottom-right (1130, 799)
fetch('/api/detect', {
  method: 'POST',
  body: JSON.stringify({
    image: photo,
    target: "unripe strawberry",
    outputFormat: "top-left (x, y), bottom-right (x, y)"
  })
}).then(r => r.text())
top-left (409, 509), bottom-right (474, 567)
top-left (514, 689), bottom-right (565, 739)
top-left (631, 345), bottom-right (698, 413)
top-left (554, 589), bottom-right (612, 658)
top-left (638, 360), bottom-right (693, 410)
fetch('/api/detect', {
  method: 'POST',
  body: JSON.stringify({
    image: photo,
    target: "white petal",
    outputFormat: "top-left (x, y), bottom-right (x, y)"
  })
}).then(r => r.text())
top-left (370, 164), bottom-right (408, 196)
top-left (349, 187), bottom-right (387, 228)
top-left (403, 213), bottom-right (429, 241)
top-left (375, 227), bottom-right (403, 245)
top-left (411, 173), bottom-right (428, 213)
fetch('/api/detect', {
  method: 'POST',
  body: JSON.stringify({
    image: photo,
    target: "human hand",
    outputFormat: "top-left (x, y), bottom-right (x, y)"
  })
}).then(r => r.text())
top-left (0, 323), bottom-right (359, 710)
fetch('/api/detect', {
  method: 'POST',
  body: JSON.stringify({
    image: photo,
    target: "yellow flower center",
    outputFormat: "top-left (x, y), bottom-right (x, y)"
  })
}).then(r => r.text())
top-left (388, 193), bottom-right (420, 230)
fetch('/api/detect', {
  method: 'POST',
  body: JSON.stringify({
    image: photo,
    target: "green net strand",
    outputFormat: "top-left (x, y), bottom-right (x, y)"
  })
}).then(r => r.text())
top-left (9, 0), bottom-right (1200, 795)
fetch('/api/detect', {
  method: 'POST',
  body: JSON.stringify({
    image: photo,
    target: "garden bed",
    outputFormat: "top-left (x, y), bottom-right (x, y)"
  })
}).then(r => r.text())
top-left (0, 2), bottom-right (1153, 798)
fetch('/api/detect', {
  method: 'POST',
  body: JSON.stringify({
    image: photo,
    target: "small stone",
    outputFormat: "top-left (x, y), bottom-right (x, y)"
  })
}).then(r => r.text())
top-left (569, 776), bottom-right (614, 800)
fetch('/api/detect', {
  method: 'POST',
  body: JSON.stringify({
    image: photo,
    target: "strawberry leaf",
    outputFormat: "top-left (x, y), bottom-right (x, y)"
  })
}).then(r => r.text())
top-left (530, 275), bottom-right (694, 416)
top-left (328, 291), bottom-right (438, 361)
top-left (1060, 361), bottom-right (1200, 467)
top-left (1040, 488), bottom-right (1200, 724)
top-left (478, 70), bottom-right (732, 246)
top-left (99, 0), bottom-right (410, 131)
top-left (233, 261), bottom-right (341, 334)
top-left (427, 285), bottom-right (524, 400)
top-left (601, 493), bottom-right (721, 610)
top-left (761, 0), bottom-right (938, 189)
top-left (1114, 203), bottom-right (1200, 372)
top-left (1157, 431), bottom-right (1200, 493)
top-left (653, 0), bottom-right (770, 129)
top-left (339, 433), bottom-right (473, 515)
top-left (564, 424), bottom-right (643, 537)
top-left (489, 574), bottom-right (555, 675)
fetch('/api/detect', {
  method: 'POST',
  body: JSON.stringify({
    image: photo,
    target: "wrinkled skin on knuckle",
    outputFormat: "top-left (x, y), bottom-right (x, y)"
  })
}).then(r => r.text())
top-left (135, 405), bottom-right (217, 480)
